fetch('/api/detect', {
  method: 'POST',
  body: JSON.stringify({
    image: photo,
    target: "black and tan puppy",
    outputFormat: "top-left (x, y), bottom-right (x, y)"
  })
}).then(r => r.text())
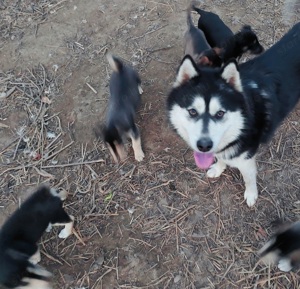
top-left (102, 54), bottom-right (145, 163)
top-left (184, 4), bottom-right (222, 67)
top-left (193, 6), bottom-right (264, 62)
top-left (259, 221), bottom-right (300, 272)
top-left (193, 6), bottom-right (234, 48)
top-left (220, 25), bottom-right (264, 62)
top-left (0, 186), bottom-right (74, 288)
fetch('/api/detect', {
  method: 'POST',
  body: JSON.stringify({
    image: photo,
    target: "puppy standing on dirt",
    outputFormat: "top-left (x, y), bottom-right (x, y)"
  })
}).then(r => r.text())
top-left (102, 54), bottom-right (145, 162)
top-left (193, 6), bottom-right (264, 61)
top-left (184, 4), bottom-right (221, 67)
top-left (167, 22), bottom-right (300, 207)
top-left (0, 186), bottom-right (74, 288)
top-left (259, 221), bottom-right (300, 272)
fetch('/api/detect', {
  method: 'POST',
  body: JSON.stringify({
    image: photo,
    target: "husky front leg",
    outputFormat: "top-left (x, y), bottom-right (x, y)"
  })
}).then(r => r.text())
top-left (129, 124), bottom-right (145, 162)
top-left (235, 156), bottom-right (258, 207)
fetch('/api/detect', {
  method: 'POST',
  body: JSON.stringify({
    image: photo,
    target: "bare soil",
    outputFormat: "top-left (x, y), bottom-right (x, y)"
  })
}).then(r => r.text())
top-left (0, 0), bottom-right (300, 288)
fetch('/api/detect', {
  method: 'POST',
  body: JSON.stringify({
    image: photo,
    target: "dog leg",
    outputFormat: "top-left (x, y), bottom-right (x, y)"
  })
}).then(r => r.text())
top-left (58, 215), bottom-right (74, 239)
top-left (235, 156), bottom-right (258, 207)
top-left (278, 258), bottom-right (293, 272)
top-left (29, 248), bottom-right (41, 265)
top-left (129, 126), bottom-right (145, 162)
top-left (16, 278), bottom-right (52, 289)
top-left (207, 159), bottom-right (227, 178)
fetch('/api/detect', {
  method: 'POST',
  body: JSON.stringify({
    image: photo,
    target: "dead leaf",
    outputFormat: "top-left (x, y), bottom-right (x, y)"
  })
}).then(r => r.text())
top-left (41, 96), bottom-right (52, 104)
top-left (0, 122), bottom-right (9, 128)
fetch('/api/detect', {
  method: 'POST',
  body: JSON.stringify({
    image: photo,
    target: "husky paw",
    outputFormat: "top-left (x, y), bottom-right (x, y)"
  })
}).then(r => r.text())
top-left (207, 162), bottom-right (226, 178)
top-left (29, 251), bottom-right (41, 265)
top-left (134, 151), bottom-right (145, 162)
top-left (244, 189), bottom-right (258, 207)
top-left (58, 228), bottom-right (71, 239)
top-left (278, 258), bottom-right (292, 272)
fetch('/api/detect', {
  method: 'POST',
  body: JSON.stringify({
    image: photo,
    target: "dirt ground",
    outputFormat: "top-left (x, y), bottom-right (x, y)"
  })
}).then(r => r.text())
top-left (0, 0), bottom-right (300, 288)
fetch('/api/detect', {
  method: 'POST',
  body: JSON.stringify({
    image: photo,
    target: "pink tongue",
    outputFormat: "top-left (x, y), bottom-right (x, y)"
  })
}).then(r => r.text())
top-left (194, 151), bottom-right (214, 169)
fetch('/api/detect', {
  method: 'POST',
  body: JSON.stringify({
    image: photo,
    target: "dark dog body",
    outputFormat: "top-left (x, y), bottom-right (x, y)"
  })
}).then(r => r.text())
top-left (259, 221), bottom-right (300, 271)
top-left (221, 25), bottom-right (264, 62)
top-left (193, 7), bottom-right (264, 62)
top-left (102, 54), bottom-right (145, 162)
top-left (167, 23), bottom-right (300, 207)
top-left (0, 186), bottom-right (73, 288)
top-left (193, 6), bottom-right (234, 47)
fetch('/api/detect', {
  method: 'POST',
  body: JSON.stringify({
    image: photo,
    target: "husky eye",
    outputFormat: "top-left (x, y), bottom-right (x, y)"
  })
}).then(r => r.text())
top-left (215, 110), bottom-right (225, 119)
top-left (188, 109), bottom-right (198, 117)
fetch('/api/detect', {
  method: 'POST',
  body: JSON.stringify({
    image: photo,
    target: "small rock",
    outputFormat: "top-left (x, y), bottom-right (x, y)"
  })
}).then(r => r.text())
top-left (174, 275), bottom-right (181, 283)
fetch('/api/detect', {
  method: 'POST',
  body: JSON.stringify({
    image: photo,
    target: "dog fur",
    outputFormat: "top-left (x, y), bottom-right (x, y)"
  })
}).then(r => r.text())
top-left (193, 6), bottom-right (264, 62)
top-left (101, 54), bottom-right (145, 163)
top-left (184, 4), bottom-right (222, 67)
top-left (259, 221), bottom-right (300, 271)
top-left (167, 22), bottom-right (300, 207)
top-left (0, 186), bottom-right (73, 288)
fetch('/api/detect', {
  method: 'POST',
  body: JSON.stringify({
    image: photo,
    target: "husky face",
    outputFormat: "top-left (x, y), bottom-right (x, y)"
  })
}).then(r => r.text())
top-left (167, 56), bottom-right (247, 158)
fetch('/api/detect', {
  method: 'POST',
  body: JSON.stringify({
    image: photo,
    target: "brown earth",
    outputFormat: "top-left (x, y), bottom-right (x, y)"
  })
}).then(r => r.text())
top-left (0, 0), bottom-right (300, 288)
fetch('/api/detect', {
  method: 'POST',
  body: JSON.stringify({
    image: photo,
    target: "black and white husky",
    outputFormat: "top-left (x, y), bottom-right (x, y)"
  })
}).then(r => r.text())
top-left (167, 23), bottom-right (300, 207)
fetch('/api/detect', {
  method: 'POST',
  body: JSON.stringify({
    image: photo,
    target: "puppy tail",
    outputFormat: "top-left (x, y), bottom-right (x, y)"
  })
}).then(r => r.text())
top-left (106, 53), bottom-right (123, 72)
top-left (186, 3), bottom-right (194, 28)
top-left (191, 2), bottom-right (204, 16)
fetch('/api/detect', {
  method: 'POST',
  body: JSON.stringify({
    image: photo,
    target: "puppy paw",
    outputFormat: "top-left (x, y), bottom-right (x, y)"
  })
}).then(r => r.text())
top-left (29, 251), bottom-right (41, 265)
top-left (58, 228), bottom-right (71, 239)
top-left (244, 189), bottom-right (258, 207)
top-left (207, 162), bottom-right (226, 178)
top-left (278, 258), bottom-right (292, 272)
top-left (134, 151), bottom-right (145, 162)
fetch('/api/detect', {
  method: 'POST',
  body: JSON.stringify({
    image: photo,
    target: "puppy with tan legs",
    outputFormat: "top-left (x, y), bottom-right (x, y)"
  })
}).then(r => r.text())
top-left (101, 53), bottom-right (145, 163)
top-left (0, 186), bottom-right (74, 288)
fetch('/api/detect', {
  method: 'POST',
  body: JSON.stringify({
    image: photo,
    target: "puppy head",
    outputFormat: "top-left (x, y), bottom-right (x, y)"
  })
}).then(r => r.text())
top-left (102, 125), bottom-right (127, 163)
top-left (239, 25), bottom-right (264, 54)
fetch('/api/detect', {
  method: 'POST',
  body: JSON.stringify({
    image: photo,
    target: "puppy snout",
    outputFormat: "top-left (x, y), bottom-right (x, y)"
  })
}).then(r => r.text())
top-left (197, 138), bottom-right (213, 152)
top-left (253, 44), bottom-right (264, 54)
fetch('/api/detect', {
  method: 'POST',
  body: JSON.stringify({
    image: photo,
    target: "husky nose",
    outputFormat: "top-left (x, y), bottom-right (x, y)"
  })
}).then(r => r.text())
top-left (197, 138), bottom-right (213, 152)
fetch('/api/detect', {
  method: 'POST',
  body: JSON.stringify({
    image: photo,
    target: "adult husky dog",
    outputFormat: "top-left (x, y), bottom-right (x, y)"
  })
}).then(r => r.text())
top-left (167, 23), bottom-right (300, 207)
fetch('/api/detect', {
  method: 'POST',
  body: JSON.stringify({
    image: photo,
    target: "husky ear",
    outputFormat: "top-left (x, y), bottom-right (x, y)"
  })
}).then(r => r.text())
top-left (221, 60), bottom-right (243, 93)
top-left (173, 55), bottom-right (199, 87)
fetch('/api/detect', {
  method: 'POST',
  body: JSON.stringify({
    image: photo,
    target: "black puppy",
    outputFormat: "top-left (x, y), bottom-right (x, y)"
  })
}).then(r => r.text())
top-left (193, 6), bottom-right (234, 48)
top-left (184, 4), bottom-right (222, 67)
top-left (193, 6), bottom-right (264, 61)
top-left (259, 221), bottom-right (300, 272)
top-left (0, 186), bottom-right (74, 288)
top-left (102, 54), bottom-right (145, 163)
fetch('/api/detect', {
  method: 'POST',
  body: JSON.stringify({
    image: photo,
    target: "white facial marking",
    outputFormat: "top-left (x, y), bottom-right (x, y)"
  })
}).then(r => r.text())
top-left (209, 97), bottom-right (224, 116)
top-left (191, 97), bottom-right (205, 115)
top-left (170, 104), bottom-right (203, 151)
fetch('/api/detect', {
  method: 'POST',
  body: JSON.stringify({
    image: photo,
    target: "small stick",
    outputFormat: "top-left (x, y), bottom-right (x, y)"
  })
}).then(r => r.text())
top-left (86, 83), bottom-right (97, 94)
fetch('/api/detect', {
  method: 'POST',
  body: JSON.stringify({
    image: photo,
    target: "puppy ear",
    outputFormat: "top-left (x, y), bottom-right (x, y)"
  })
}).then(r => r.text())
top-left (221, 60), bottom-right (243, 92)
top-left (173, 55), bottom-right (199, 87)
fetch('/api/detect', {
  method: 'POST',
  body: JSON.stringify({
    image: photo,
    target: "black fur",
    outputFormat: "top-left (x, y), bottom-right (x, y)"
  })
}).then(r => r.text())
top-left (0, 186), bottom-right (71, 288)
top-left (193, 7), bottom-right (264, 61)
top-left (221, 25), bottom-right (264, 62)
top-left (101, 54), bottom-right (142, 162)
top-left (259, 221), bottom-right (300, 269)
top-left (193, 6), bottom-right (234, 48)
